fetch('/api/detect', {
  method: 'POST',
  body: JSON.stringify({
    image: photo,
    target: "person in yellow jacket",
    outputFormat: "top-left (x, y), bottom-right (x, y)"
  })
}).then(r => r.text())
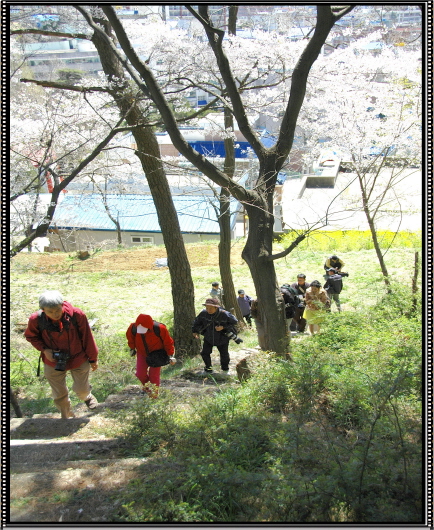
top-left (323, 254), bottom-right (345, 272)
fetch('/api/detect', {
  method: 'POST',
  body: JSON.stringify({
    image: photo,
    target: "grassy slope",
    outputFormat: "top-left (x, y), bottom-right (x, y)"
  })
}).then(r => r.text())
top-left (9, 242), bottom-right (423, 522)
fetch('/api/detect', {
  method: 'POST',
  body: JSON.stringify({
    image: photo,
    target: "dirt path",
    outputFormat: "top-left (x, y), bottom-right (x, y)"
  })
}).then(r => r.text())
top-left (12, 243), bottom-right (246, 273)
top-left (9, 348), bottom-right (257, 523)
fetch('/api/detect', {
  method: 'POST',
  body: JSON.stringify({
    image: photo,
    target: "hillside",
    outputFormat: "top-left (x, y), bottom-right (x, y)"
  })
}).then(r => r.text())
top-left (9, 242), bottom-right (423, 524)
top-left (12, 241), bottom-right (246, 273)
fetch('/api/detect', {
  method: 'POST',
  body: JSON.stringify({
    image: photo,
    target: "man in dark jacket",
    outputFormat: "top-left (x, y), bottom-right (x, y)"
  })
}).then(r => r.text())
top-left (290, 273), bottom-right (311, 333)
top-left (323, 268), bottom-right (349, 312)
top-left (280, 284), bottom-right (299, 332)
top-left (192, 298), bottom-right (238, 373)
top-left (24, 290), bottom-right (99, 419)
top-left (237, 289), bottom-right (252, 326)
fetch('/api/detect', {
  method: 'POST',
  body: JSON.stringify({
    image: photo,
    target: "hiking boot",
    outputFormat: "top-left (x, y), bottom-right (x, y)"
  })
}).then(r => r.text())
top-left (221, 366), bottom-right (229, 372)
top-left (85, 394), bottom-right (99, 409)
top-left (204, 367), bottom-right (213, 373)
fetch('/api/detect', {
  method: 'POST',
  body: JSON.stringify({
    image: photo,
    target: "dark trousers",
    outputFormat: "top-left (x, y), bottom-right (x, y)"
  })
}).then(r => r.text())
top-left (201, 340), bottom-right (230, 370)
top-left (329, 292), bottom-right (341, 311)
top-left (291, 306), bottom-right (307, 332)
top-left (243, 313), bottom-right (252, 326)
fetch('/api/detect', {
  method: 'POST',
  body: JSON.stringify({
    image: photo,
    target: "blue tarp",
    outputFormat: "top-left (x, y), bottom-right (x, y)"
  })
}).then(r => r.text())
top-left (187, 141), bottom-right (252, 158)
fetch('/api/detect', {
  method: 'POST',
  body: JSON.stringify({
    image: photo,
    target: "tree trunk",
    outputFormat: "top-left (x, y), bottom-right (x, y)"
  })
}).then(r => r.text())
top-left (92, 30), bottom-right (199, 357)
top-left (100, 183), bottom-right (122, 245)
top-left (242, 195), bottom-right (289, 354)
top-left (217, 188), bottom-right (243, 322)
top-left (215, 9), bottom-right (243, 325)
top-left (358, 173), bottom-right (391, 292)
top-left (96, 4), bottom-right (355, 355)
top-left (10, 387), bottom-right (23, 418)
top-left (218, 106), bottom-right (244, 324)
top-left (411, 251), bottom-right (419, 315)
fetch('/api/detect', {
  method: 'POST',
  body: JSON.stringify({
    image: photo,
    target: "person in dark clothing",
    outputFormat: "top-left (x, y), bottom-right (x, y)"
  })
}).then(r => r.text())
top-left (192, 298), bottom-right (238, 373)
top-left (323, 255), bottom-right (345, 272)
top-left (237, 289), bottom-right (252, 326)
top-left (290, 274), bottom-right (311, 333)
top-left (323, 268), bottom-right (349, 311)
top-left (280, 284), bottom-right (298, 332)
top-left (209, 281), bottom-right (224, 307)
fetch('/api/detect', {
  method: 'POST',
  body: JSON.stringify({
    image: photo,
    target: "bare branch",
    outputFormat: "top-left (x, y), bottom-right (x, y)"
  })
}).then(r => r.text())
top-left (20, 78), bottom-right (109, 93)
top-left (11, 28), bottom-right (90, 40)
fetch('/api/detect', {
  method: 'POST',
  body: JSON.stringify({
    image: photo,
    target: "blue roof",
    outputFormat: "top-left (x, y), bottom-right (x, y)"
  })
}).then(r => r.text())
top-left (50, 194), bottom-right (240, 234)
top-left (260, 132), bottom-right (277, 148)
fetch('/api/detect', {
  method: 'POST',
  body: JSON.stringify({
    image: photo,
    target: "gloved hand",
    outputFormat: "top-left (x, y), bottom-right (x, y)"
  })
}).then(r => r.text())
top-left (130, 348), bottom-right (136, 357)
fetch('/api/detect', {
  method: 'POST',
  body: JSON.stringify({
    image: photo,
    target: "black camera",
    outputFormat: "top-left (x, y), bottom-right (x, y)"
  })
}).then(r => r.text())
top-left (53, 350), bottom-right (71, 371)
top-left (224, 330), bottom-right (243, 344)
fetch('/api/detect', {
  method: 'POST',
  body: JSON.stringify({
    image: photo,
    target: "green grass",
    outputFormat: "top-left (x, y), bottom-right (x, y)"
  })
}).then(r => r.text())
top-left (114, 298), bottom-right (421, 522)
top-left (9, 239), bottom-right (423, 522)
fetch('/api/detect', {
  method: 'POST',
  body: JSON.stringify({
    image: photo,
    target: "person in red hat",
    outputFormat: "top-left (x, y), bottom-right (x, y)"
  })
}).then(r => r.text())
top-left (126, 314), bottom-right (175, 397)
top-left (192, 298), bottom-right (239, 373)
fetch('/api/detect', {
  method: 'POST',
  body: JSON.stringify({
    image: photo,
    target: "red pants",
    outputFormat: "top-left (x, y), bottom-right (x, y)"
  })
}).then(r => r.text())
top-left (135, 353), bottom-right (161, 387)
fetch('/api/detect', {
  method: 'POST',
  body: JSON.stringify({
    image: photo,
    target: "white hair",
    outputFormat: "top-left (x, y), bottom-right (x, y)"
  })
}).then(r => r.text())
top-left (39, 290), bottom-right (64, 309)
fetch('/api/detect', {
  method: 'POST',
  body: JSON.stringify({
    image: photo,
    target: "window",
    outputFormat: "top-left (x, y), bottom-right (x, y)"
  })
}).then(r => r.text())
top-left (131, 236), bottom-right (154, 245)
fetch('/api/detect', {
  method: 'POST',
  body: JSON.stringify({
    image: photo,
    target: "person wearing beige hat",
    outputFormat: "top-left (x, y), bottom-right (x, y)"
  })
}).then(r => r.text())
top-left (192, 298), bottom-right (238, 373)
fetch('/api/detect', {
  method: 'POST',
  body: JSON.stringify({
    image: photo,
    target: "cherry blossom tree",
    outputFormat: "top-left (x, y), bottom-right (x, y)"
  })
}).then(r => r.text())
top-left (94, 4), bottom-right (359, 354)
top-left (9, 69), bottom-right (130, 256)
top-left (297, 38), bottom-right (422, 289)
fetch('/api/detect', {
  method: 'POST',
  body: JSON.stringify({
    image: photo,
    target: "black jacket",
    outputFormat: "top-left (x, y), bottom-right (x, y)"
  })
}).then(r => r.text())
top-left (281, 288), bottom-right (298, 318)
top-left (323, 272), bottom-right (348, 295)
top-left (290, 282), bottom-right (311, 298)
top-left (192, 308), bottom-right (238, 346)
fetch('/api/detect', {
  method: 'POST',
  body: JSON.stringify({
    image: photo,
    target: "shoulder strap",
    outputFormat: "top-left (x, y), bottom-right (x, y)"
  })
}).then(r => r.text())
top-left (132, 322), bottom-right (160, 337)
top-left (37, 310), bottom-right (48, 331)
top-left (153, 321), bottom-right (161, 338)
top-left (140, 333), bottom-right (149, 354)
top-left (37, 309), bottom-right (79, 332)
top-left (139, 322), bottom-right (164, 353)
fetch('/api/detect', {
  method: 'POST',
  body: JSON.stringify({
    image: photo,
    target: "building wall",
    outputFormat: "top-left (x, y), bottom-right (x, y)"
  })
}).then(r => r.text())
top-left (47, 229), bottom-right (223, 251)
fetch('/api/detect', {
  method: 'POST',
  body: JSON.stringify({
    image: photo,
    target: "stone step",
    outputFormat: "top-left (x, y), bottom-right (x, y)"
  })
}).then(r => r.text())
top-left (10, 436), bottom-right (127, 467)
top-left (9, 456), bottom-right (147, 523)
top-left (10, 416), bottom-right (95, 439)
top-left (10, 455), bottom-right (147, 475)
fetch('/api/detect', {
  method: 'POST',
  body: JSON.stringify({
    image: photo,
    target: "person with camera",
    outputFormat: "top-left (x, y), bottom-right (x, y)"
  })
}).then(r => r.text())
top-left (303, 280), bottom-right (331, 335)
top-left (24, 290), bottom-right (99, 419)
top-left (290, 274), bottom-right (311, 333)
top-left (126, 313), bottom-right (176, 398)
top-left (323, 268), bottom-right (349, 312)
top-left (192, 298), bottom-right (239, 373)
top-left (323, 254), bottom-right (345, 272)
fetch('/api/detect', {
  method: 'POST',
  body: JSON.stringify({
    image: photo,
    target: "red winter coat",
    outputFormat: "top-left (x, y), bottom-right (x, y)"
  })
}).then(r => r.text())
top-left (24, 301), bottom-right (98, 370)
top-left (126, 314), bottom-right (174, 357)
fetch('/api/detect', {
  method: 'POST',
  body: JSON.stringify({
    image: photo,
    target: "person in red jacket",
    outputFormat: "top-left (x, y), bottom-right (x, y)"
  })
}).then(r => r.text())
top-left (24, 290), bottom-right (99, 419)
top-left (126, 314), bottom-right (175, 398)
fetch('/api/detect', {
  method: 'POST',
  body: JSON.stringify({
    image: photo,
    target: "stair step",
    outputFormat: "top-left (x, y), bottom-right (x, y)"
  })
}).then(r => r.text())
top-left (11, 455), bottom-right (147, 475)
top-left (10, 416), bottom-right (95, 439)
top-left (10, 437), bottom-right (126, 467)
